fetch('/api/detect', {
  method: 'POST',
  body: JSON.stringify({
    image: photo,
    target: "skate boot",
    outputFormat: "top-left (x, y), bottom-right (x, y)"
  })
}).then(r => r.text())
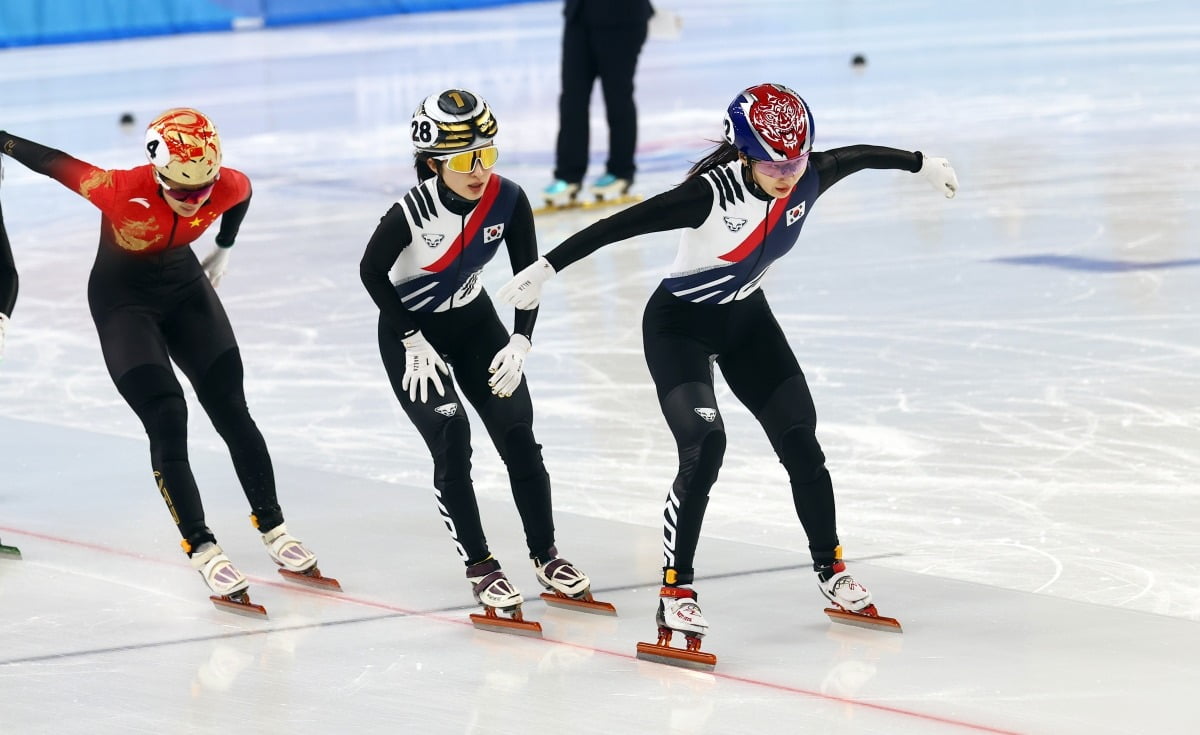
top-left (817, 557), bottom-right (901, 633)
top-left (191, 542), bottom-right (266, 617)
top-left (467, 557), bottom-right (541, 637)
top-left (533, 546), bottom-right (616, 615)
top-left (540, 179), bottom-right (580, 211)
top-left (585, 173), bottom-right (640, 208)
top-left (636, 585), bottom-right (717, 670)
top-left (0, 537), bottom-right (21, 560)
top-left (262, 523), bottom-right (341, 591)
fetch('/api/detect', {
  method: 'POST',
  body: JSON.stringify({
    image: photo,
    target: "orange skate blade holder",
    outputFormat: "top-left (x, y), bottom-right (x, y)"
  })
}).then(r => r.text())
top-left (824, 604), bottom-right (902, 633)
top-left (469, 605), bottom-right (543, 637)
top-left (539, 590), bottom-right (618, 616)
top-left (278, 566), bottom-right (343, 592)
top-left (635, 628), bottom-right (717, 671)
top-left (210, 591), bottom-right (268, 618)
top-left (580, 193), bottom-right (642, 209)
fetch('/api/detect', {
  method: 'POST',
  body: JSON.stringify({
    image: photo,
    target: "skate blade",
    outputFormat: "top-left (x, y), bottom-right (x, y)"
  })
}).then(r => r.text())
top-left (210, 593), bottom-right (268, 619)
top-left (0, 544), bottom-right (22, 560)
top-left (580, 193), bottom-right (641, 209)
top-left (532, 202), bottom-right (582, 216)
top-left (539, 591), bottom-right (618, 616)
top-left (824, 606), bottom-right (902, 633)
top-left (278, 567), bottom-right (342, 591)
top-left (635, 641), bottom-right (717, 671)
top-left (469, 608), bottom-right (543, 638)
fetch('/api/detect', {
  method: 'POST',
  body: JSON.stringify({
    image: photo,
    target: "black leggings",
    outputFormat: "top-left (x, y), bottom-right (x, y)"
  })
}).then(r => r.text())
top-left (378, 293), bottom-right (554, 567)
top-left (90, 247), bottom-right (281, 551)
top-left (642, 286), bottom-right (839, 585)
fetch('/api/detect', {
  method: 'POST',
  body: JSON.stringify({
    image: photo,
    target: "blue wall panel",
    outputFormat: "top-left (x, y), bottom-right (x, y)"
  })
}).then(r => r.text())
top-left (0, 0), bottom-right (548, 48)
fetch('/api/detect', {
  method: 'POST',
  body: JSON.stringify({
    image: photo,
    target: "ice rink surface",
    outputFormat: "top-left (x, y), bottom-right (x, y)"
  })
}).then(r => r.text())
top-left (2, 0), bottom-right (1199, 732)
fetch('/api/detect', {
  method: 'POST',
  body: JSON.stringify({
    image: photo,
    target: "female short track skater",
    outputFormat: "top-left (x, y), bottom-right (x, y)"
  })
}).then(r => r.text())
top-left (499, 83), bottom-right (958, 653)
top-left (0, 110), bottom-right (333, 608)
top-left (359, 89), bottom-right (605, 625)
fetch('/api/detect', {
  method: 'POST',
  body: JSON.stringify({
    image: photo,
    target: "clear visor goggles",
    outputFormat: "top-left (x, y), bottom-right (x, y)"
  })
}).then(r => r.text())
top-left (434, 146), bottom-right (499, 174)
top-left (752, 152), bottom-right (810, 179)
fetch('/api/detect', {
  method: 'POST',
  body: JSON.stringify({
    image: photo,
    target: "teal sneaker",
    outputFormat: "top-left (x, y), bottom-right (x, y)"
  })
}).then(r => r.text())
top-left (590, 173), bottom-right (630, 201)
top-left (543, 179), bottom-right (580, 207)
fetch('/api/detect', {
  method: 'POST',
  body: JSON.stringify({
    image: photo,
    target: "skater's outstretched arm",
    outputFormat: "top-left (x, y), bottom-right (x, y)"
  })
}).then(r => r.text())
top-left (812, 145), bottom-right (957, 198)
top-left (496, 180), bottom-right (711, 309)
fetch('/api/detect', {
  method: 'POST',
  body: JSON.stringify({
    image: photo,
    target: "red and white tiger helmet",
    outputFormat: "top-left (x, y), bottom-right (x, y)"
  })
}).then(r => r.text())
top-left (723, 83), bottom-right (814, 161)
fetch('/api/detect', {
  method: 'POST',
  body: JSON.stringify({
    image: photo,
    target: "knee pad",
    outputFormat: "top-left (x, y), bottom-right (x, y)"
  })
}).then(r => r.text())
top-left (778, 425), bottom-right (827, 483)
top-left (661, 382), bottom-right (727, 496)
top-left (117, 365), bottom-right (188, 457)
top-left (196, 349), bottom-right (246, 403)
top-left (500, 423), bottom-right (545, 478)
top-left (432, 417), bottom-right (473, 486)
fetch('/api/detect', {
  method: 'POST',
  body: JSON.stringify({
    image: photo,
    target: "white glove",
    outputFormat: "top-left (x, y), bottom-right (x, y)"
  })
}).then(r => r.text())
top-left (200, 246), bottom-right (232, 287)
top-left (401, 330), bottom-right (449, 404)
top-left (0, 312), bottom-right (8, 362)
top-left (919, 156), bottom-right (958, 199)
top-left (496, 256), bottom-right (556, 310)
top-left (488, 334), bottom-right (531, 398)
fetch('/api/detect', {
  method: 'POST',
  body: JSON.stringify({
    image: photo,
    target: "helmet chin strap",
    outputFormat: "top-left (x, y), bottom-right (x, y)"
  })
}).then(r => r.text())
top-left (738, 155), bottom-right (773, 202)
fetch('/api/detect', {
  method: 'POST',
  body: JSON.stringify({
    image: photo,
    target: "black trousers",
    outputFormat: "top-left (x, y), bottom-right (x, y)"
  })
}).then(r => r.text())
top-left (377, 293), bottom-right (555, 567)
top-left (88, 245), bottom-right (282, 551)
top-left (554, 16), bottom-right (648, 184)
top-left (642, 286), bottom-right (840, 586)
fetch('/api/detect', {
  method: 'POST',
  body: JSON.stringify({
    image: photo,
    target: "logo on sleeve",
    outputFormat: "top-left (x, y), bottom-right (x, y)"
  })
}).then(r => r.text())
top-left (786, 202), bottom-right (807, 226)
top-left (723, 216), bottom-right (748, 232)
top-left (694, 408), bottom-right (717, 422)
top-left (422, 234), bottom-right (445, 248)
top-left (128, 197), bottom-right (151, 208)
top-left (483, 223), bottom-right (505, 243)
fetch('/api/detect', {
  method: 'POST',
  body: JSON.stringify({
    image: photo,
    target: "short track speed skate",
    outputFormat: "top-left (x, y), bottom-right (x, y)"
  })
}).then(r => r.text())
top-left (635, 586), bottom-right (716, 671)
top-left (0, 539), bottom-right (21, 560)
top-left (818, 558), bottom-right (901, 633)
top-left (191, 543), bottom-right (267, 618)
top-left (466, 558), bottom-right (542, 637)
top-left (533, 176), bottom-right (641, 216)
top-left (262, 524), bottom-right (341, 591)
top-left (535, 550), bottom-right (617, 616)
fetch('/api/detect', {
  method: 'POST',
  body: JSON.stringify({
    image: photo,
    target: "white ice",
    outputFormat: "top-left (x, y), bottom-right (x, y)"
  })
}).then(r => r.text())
top-left (2, 1), bottom-right (1199, 733)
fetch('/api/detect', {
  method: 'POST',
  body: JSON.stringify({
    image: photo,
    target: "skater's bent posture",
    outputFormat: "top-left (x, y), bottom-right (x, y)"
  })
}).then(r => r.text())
top-left (359, 89), bottom-right (596, 615)
top-left (499, 83), bottom-right (958, 641)
top-left (0, 111), bottom-right (329, 602)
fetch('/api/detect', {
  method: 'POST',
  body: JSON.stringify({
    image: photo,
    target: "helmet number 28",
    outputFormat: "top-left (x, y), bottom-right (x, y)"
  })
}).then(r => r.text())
top-left (412, 118), bottom-right (434, 145)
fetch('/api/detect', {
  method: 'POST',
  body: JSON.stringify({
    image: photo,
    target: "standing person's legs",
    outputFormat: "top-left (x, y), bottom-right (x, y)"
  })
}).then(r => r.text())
top-left (378, 317), bottom-right (490, 565)
top-left (554, 17), bottom-right (598, 184)
top-left (166, 285), bottom-right (283, 535)
top-left (592, 22), bottom-right (648, 182)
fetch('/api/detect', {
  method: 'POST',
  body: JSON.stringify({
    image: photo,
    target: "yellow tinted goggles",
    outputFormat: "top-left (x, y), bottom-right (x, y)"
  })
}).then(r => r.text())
top-left (435, 146), bottom-right (499, 173)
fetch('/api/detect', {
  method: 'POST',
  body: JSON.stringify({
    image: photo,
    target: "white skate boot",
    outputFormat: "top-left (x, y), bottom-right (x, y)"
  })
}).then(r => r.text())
top-left (192, 543), bottom-right (250, 597)
top-left (262, 523), bottom-right (317, 573)
top-left (467, 558), bottom-right (524, 611)
top-left (533, 546), bottom-right (617, 615)
top-left (467, 558), bottom-right (541, 636)
top-left (636, 585), bottom-right (717, 670)
top-left (818, 558), bottom-right (902, 632)
top-left (191, 542), bottom-right (265, 616)
top-left (817, 560), bottom-right (872, 612)
top-left (657, 585), bottom-right (709, 637)
top-left (262, 523), bottom-right (341, 591)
